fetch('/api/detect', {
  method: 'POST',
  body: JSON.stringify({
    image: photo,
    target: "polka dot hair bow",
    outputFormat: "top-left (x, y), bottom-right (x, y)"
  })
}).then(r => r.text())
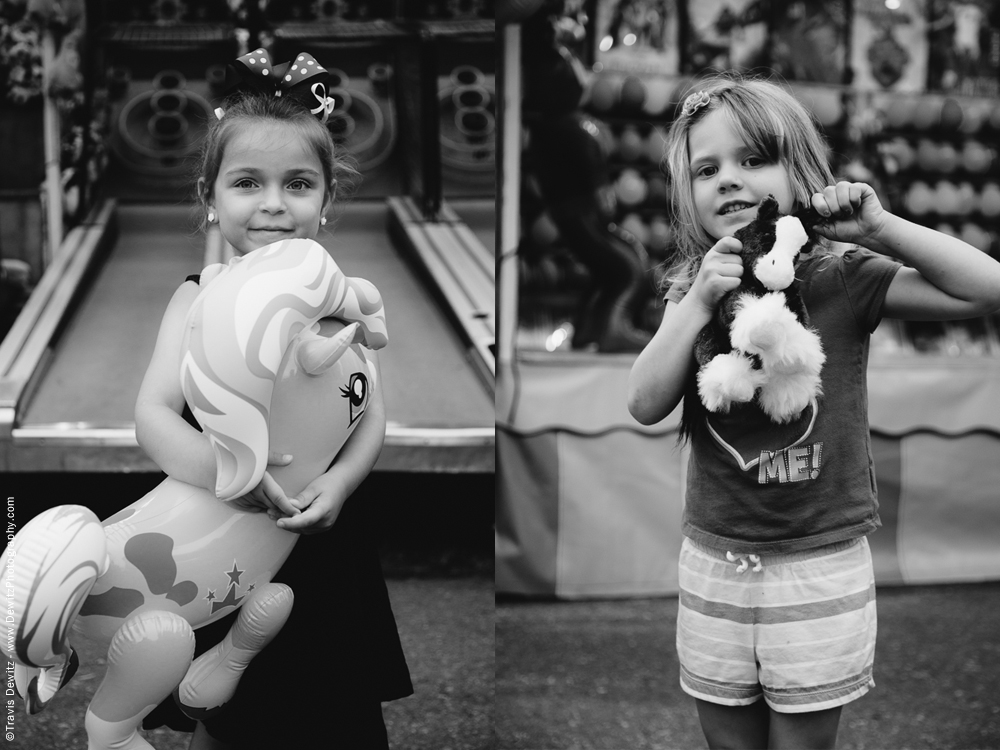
top-left (218, 49), bottom-right (336, 123)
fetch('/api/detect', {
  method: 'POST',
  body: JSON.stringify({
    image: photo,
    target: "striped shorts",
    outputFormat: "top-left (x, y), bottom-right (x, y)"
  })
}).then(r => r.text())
top-left (677, 536), bottom-right (876, 714)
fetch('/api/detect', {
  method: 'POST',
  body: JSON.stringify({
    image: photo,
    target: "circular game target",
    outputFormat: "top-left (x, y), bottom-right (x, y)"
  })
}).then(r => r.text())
top-left (110, 69), bottom-right (213, 176)
top-left (152, 69), bottom-right (186, 90)
top-left (324, 66), bottom-right (396, 173)
top-left (368, 62), bottom-right (392, 97)
top-left (450, 65), bottom-right (485, 88)
top-left (326, 68), bottom-right (351, 89)
top-left (439, 66), bottom-right (495, 176)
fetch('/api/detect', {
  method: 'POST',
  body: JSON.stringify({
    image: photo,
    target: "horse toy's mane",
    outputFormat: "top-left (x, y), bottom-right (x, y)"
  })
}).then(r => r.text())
top-left (182, 240), bottom-right (387, 500)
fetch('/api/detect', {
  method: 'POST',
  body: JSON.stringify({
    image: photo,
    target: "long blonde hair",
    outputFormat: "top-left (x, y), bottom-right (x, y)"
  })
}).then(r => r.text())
top-left (661, 72), bottom-right (836, 293)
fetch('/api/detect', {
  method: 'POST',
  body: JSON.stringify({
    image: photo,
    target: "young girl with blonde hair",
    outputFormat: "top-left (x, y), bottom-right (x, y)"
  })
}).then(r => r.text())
top-left (628, 72), bottom-right (1000, 749)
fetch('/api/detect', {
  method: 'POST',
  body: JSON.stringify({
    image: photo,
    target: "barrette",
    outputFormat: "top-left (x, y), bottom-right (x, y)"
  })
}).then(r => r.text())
top-left (215, 49), bottom-right (336, 123)
top-left (681, 91), bottom-right (712, 117)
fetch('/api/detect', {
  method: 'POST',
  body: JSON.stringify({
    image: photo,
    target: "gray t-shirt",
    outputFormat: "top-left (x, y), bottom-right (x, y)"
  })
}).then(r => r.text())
top-left (666, 248), bottom-right (901, 554)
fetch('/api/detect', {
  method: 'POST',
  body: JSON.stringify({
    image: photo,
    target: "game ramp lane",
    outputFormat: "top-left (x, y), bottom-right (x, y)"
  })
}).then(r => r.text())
top-left (446, 197), bottom-right (496, 256)
top-left (387, 197), bottom-right (495, 388)
top-left (0, 201), bottom-right (493, 473)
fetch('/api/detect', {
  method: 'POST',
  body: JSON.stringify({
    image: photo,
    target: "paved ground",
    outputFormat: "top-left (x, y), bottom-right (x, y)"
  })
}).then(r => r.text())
top-left (2, 472), bottom-right (494, 750)
top-left (497, 582), bottom-right (1000, 750)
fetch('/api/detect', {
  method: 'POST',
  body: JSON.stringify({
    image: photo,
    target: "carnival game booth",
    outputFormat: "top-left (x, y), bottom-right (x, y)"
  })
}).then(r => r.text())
top-left (497, 0), bottom-right (1000, 598)
top-left (0, 1), bottom-right (495, 476)
top-left (497, 348), bottom-right (1000, 597)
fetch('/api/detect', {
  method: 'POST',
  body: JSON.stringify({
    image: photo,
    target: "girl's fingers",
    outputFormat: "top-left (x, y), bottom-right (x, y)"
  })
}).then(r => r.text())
top-left (268, 491), bottom-right (300, 518)
top-left (814, 181), bottom-right (872, 219)
top-left (267, 450), bottom-right (293, 466)
top-left (291, 490), bottom-right (317, 510)
top-left (260, 472), bottom-right (300, 517)
top-left (714, 237), bottom-right (743, 254)
top-left (277, 504), bottom-right (322, 532)
top-left (835, 182), bottom-right (855, 214)
top-left (716, 262), bottom-right (743, 277)
top-left (823, 184), bottom-right (842, 213)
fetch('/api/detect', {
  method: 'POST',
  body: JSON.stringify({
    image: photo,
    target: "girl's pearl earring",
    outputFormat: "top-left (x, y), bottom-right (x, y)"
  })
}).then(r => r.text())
top-left (207, 211), bottom-right (215, 223)
top-left (320, 216), bottom-right (327, 226)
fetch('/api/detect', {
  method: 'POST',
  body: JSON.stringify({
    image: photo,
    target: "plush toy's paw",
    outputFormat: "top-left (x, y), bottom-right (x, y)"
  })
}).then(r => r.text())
top-left (732, 293), bottom-right (825, 372)
top-left (730, 292), bottom-right (793, 355)
top-left (757, 369), bottom-right (822, 423)
top-left (698, 352), bottom-right (763, 412)
top-left (764, 321), bottom-right (826, 375)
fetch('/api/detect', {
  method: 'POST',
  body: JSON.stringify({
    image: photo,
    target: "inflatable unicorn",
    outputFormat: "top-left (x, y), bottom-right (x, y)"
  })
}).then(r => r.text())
top-left (1, 238), bottom-right (387, 749)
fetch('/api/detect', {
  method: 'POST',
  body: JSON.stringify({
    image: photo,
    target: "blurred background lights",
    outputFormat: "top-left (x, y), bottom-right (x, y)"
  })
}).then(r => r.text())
top-left (545, 324), bottom-right (573, 352)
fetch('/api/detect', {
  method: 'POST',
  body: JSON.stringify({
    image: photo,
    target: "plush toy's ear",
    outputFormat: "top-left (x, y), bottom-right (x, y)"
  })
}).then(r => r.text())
top-left (757, 194), bottom-right (781, 222)
top-left (792, 205), bottom-right (825, 252)
top-left (794, 205), bottom-right (825, 229)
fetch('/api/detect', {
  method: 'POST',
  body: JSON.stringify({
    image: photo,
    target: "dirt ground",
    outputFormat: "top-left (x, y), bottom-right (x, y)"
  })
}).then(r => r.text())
top-left (497, 582), bottom-right (1000, 750)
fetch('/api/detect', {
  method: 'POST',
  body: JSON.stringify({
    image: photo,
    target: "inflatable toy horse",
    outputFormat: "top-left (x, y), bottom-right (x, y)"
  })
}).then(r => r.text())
top-left (1, 238), bottom-right (387, 749)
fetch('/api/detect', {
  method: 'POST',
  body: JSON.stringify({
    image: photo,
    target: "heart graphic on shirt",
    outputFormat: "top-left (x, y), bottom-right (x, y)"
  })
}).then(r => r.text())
top-left (704, 399), bottom-right (819, 473)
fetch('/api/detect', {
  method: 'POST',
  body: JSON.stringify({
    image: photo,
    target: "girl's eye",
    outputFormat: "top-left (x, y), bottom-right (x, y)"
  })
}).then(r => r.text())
top-left (287, 179), bottom-right (311, 191)
top-left (745, 155), bottom-right (766, 167)
top-left (234, 178), bottom-right (256, 189)
top-left (695, 165), bottom-right (717, 178)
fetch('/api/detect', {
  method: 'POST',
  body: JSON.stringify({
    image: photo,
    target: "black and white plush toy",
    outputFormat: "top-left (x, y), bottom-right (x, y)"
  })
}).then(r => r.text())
top-left (682, 195), bottom-right (825, 437)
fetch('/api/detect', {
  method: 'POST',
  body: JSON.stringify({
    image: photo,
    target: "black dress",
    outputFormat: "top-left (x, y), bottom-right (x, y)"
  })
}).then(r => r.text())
top-left (142, 276), bottom-right (412, 747)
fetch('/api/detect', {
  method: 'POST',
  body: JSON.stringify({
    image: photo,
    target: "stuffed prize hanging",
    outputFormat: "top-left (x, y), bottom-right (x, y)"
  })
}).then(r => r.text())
top-left (682, 195), bottom-right (826, 437)
top-left (0, 238), bottom-right (387, 750)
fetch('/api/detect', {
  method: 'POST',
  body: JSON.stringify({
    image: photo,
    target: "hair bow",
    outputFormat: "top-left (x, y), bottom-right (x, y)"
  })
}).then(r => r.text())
top-left (681, 90), bottom-right (712, 117)
top-left (218, 49), bottom-right (336, 123)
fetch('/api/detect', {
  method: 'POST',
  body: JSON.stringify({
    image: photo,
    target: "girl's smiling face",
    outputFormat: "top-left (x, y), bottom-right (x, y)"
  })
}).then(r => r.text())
top-left (210, 121), bottom-right (329, 256)
top-left (688, 107), bottom-right (795, 240)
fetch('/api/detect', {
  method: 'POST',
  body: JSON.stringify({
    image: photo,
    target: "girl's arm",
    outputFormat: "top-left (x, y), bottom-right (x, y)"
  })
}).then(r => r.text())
top-left (277, 352), bottom-right (387, 534)
top-left (135, 282), bottom-right (218, 489)
top-left (812, 181), bottom-right (1000, 320)
top-left (628, 237), bottom-right (743, 425)
top-left (135, 282), bottom-right (298, 516)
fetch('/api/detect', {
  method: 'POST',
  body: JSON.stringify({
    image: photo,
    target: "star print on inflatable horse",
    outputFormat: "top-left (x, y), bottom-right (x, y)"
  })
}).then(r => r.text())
top-left (1, 238), bottom-right (387, 750)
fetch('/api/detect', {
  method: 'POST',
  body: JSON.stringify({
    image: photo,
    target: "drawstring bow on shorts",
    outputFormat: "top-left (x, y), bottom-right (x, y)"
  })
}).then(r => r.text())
top-left (726, 551), bottom-right (763, 573)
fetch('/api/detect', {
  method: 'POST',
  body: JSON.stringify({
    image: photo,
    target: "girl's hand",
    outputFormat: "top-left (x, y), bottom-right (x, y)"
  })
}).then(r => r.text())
top-left (811, 181), bottom-right (888, 247)
top-left (227, 452), bottom-right (300, 519)
top-left (689, 237), bottom-right (743, 314)
top-left (276, 471), bottom-right (348, 535)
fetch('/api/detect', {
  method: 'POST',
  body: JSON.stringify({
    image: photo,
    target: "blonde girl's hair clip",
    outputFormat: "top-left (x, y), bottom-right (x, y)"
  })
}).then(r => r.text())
top-left (681, 91), bottom-right (712, 117)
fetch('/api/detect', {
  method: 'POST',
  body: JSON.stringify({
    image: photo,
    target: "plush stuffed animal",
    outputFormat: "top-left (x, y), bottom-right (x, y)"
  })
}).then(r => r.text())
top-left (682, 195), bottom-right (825, 437)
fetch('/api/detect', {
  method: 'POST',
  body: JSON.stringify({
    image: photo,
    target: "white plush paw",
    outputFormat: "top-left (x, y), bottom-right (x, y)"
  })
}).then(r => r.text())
top-left (730, 292), bottom-right (794, 356)
top-left (732, 293), bottom-right (825, 372)
top-left (698, 352), bottom-right (763, 412)
top-left (763, 321), bottom-right (826, 374)
top-left (757, 369), bottom-right (821, 423)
